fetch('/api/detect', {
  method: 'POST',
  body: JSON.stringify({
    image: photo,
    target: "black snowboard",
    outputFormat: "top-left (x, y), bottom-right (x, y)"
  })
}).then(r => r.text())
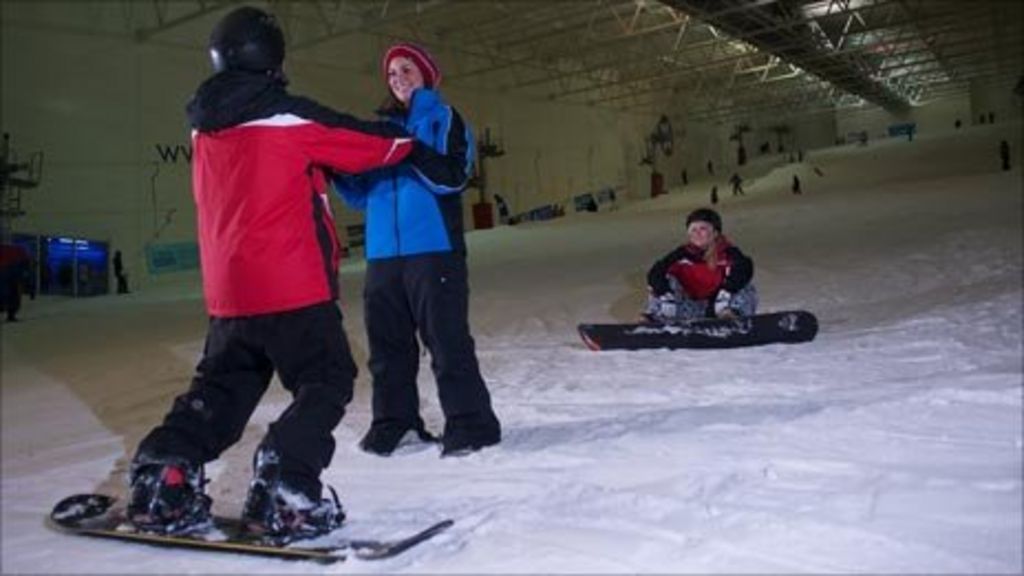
top-left (48, 493), bottom-right (453, 564)
top-left (579, 310), bottom-right (818, 350)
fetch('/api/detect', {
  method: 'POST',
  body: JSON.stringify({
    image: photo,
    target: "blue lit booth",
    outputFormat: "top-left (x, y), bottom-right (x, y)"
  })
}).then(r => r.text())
top-left (40, 236), bottom-right (109, 297)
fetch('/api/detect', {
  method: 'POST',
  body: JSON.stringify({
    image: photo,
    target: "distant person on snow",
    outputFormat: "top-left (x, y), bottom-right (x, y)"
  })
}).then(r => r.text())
top-left (494, 193), bottom-right (511, 224)
top-left (1000, 140), bottom-right (1011, 171)
top-left (642, 208), bottom-right (757, 323)
top-left (729, 172), bottom-right (744, 196)
top-left (333, 42), bottom-right (501, 458)
top-left (112, 250), bottom-right (129, 294)
top-left (125, 6), bottom-right (419, 541)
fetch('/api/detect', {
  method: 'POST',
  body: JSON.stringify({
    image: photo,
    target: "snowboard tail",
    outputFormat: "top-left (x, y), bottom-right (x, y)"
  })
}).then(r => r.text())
top-left (48, 493), bottom-right (452, 564)
top-left (579, 310), bottom-right (818, 350)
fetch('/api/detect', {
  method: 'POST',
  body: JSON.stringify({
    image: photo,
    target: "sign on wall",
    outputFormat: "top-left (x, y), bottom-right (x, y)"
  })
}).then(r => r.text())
top-left (145, 241), bottom-right (199, 274)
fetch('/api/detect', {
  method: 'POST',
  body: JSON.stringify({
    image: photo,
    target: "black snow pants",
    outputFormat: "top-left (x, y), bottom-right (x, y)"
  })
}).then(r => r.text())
top-left (133, 301), bottom-right (357, 500)
top-left (364, 252), bottom-right (498, 441)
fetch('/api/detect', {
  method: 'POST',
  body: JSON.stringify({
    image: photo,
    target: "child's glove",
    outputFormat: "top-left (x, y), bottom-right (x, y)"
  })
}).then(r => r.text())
top-left (714, 289), bottom-right (733, 317)
top-left (656, 294), bottom-right (678, 319)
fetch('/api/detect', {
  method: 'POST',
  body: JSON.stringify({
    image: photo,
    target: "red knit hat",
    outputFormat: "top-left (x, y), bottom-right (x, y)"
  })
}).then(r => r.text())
top-left (382, 42), bottom-right (442, 90)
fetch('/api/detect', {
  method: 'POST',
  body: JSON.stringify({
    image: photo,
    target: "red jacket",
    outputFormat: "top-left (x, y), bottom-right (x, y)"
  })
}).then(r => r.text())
top-left (187, 72), bottom-right (413, 317)
top-left (647, 236), bottom-right (754, 300)
top-left (666, 243), bottom-right (729, 300)
top-left (0, 244), bottom-right (30, 269)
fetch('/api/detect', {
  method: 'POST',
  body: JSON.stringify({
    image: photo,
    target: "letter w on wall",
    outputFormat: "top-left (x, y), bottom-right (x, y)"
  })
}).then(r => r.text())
top-left (154, 144), bottom-right (193, 164)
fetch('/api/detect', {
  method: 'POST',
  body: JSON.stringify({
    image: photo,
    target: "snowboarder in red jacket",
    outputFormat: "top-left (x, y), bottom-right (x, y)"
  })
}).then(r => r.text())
top-left (643, 208), bottom-right (758, 323)
top-left (126, 6), bottom-right (422, 541)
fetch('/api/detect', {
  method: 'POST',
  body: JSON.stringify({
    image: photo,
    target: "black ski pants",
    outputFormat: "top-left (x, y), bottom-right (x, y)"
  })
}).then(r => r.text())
top-left (134, 301), bottom-right (356, 500)
top-left (364, 253), bottom-right (496, 436)
top-left (1, 264), bottom-right (24, 321)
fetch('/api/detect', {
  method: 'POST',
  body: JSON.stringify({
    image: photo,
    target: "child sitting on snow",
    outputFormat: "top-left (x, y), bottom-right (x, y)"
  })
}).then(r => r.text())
top-left (643, 208), bottom-right (757, 323)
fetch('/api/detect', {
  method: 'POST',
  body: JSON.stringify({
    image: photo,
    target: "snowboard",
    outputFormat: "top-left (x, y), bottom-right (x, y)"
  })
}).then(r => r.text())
top-left (578, 310), bottom-right (818, 350)
top-left (48, 493), bottom-right (453, 564)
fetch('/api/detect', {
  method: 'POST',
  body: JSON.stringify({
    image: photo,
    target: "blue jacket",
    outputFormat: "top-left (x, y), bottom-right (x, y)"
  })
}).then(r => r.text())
top-left (332, 89), bottom-right (475, 260)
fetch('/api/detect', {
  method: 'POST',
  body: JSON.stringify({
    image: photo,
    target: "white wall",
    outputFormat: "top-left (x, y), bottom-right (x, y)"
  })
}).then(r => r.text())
top-left (833, 82), bottom-right (1023, 144)
top-left (969, 78), bottom-right (1023, 126)
top-left (657, 110), bottom-right (837, 191)
top-left (1, 2), bottom-right (651, 287)
top-left (296, 48), bottom-right (654, 222)
top-left (835, 94), bottom-right (973, 141)
top-left (7, 1), bottom-right (1017, 289)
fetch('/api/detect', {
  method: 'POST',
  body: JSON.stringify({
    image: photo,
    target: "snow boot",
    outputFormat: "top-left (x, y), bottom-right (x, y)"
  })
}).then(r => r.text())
top-left (441, 413), bottom-right (501, 457)
top-left (126, 459), bottom-right (212, 535)
top-left (359, 418), bottom-right (437, 456)
top-left (241, 447), bottom-right (344, 542)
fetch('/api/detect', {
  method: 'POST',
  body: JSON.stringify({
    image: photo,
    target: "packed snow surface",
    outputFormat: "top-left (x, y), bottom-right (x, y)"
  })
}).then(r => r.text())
top-left (2, 123), bottom-right (1021, 573)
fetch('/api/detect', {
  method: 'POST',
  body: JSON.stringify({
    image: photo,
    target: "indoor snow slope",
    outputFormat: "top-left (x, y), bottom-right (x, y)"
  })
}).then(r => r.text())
top-left (2, 122), bottom-right (1021, 573)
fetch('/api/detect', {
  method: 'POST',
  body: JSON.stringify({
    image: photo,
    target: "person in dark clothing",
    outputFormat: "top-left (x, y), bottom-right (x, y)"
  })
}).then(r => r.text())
top-left (706, 160), bottom-right (714, 175)
top-left (112, 250), bottom-right (129, 294)
top-left (494, 193), bottom-right (511, 224)
top-left (792, 174), bottom-right (802, 195)
top-left (729, 173), bottom-right (744, 196)
top-left (681, 168), bottom-right (688, 186)
top-left (642, 208), bottom-right (757, 323)
top-left (1000, 140), bottom-right (1011, 171)
top-left (333, 42), bottom-right (500, 458)
top-left (0, 244), bottom-right (29, 322)
top-left (126, 6), bottom-right (419, 540)
top-left (710, 185), bottom-right (719, 205)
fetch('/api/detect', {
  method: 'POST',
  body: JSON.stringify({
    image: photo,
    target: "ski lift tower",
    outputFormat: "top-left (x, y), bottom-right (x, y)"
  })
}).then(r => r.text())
top-left (469, 127), bottom-right (505, 230)
top-left (1, 132), bottom-right (44, 240)
top-left (769, 124), bottom-right (791, 154)
top-left (730, 123), bottom-right (751, 166)
top-left (639, 115), bottom-right (674, 198)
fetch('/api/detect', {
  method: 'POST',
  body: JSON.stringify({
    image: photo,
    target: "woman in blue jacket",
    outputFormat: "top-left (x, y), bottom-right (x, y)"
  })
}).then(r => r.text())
top-left (333, 43), bottom-right (500, 457)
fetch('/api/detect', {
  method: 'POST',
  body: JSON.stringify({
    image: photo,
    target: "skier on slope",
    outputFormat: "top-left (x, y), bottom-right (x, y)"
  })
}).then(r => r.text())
top-left (125, 6), bottom-right (429, 540)
top-left (642, 207), bottom-right (757, 323)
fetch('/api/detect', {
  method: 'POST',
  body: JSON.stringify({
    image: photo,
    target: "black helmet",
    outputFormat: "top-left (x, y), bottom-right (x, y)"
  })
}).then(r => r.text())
top-left (685, 207), bottom-right (722, 233)
top-left (208, 6), bottom-right (285, 75)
